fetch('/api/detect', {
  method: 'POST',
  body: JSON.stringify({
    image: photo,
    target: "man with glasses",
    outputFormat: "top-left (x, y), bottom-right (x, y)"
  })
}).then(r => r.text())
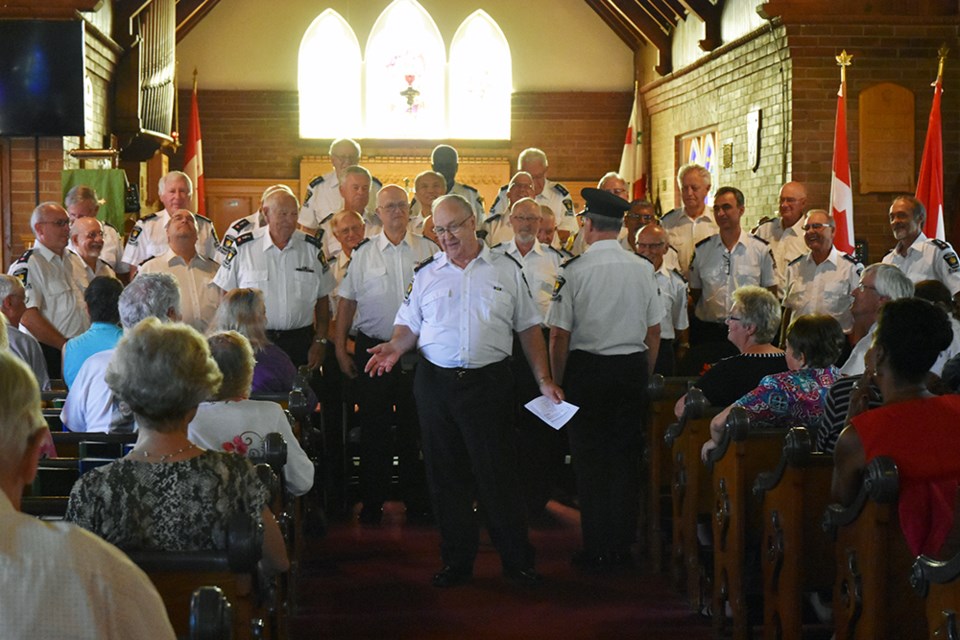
top-left (636, 223), bottom-right (689, 375)
top-left (488, 148), bottom-right (576, 241)
top-left (334, 185), bottom-right (437, 525)
top-left (753, 181), bottom-right (809, 291)
top-left (661, 164), bottom-right (719, 276)
top-left (65, 185), bottom-right (127, 278)
top-left (365, 194), bottom-right (562, 588)
top-left (69, 217), bottom-right (115, 281)
top-left (217, 184), bottom-right (294, 264)
top-left (8, 202), bottom-right (89, 377)
top-left (783, 209), bottom-right (862, 333)
top-left (881, 194), bottom-right (960, 297)
top-left (298, 138), bottom-right (382, 237)
top-left (688, 186), bottom-right (776, 351)
top-left (839, 263), bottom-right (914, 376)
top-left (483, 171), bottom-right (535, 246)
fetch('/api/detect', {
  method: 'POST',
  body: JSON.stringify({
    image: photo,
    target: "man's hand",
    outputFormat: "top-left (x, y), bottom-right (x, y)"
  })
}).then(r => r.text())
top-left (335, 346), bottom-right (358, 379)
top-left (539, 379), bottom-right (564, 403)
top-left (701, 439), bottom-right (718, 463)
top-left (364, 341), bottom-right (402, 377)
top-left (307, 341), bottom-right (326, 370)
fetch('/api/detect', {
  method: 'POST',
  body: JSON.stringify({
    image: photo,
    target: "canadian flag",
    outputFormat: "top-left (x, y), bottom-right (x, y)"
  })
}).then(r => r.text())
top-left (830, 80), bottom-right (855, 255)
top-left (618, 90), bottom-right (646, 201)
top-left (183, 74), bottom-right (206, 214)
top-left (916, 75), bottom-right (944, 240)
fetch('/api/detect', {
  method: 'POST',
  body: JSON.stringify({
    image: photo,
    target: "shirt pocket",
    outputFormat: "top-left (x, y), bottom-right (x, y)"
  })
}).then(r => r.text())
top-left (479, 285), bottom-right (513, 324)
top-left (293, 270), bottom-right (319, 298)
top-left (238, 269), bottom-right (268, 289)
top-left (363, 266), bottom-right (389, 298)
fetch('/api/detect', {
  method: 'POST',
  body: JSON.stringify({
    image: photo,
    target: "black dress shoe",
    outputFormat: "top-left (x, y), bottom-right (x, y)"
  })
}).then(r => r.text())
top-left (503, 566), bottom-right (543, 586)
top-left (432, 565), bottom-right (472, 588)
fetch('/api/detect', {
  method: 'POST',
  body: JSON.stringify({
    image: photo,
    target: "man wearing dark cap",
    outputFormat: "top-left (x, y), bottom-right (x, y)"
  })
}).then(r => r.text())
top-left (364, 194), bottom-right (563, 588)
top-left (546, 188), bottom-right (663, 572)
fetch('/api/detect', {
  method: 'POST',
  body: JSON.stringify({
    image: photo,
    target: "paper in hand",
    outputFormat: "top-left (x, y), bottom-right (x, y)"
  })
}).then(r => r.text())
top-left (524, 395), bottom-right (579, 430)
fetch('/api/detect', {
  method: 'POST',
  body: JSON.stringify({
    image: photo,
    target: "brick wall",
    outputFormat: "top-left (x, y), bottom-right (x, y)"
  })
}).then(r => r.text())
top-left (172, 90), bottom-right (632, 184)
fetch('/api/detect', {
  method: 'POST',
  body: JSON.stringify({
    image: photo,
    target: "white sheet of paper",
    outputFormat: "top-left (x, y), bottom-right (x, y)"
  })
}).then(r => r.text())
top-left (524, 395), bottom-right (579, 430)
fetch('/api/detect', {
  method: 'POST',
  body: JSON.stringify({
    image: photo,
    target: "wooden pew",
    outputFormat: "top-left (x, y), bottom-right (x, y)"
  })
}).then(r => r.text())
top-left (823, 456), bottom-right (927, 640)
top-left (912, 551), bottom-right (960, 639)
top-left (645, 374), bottom-right (696, 573)
top-left (50, 431), bottom-right (137, 458)
top-left (705, 407), bottom-right (785, 639)
top-left (664, 387), bottom-right (720, 605)
top-left (190, 586), bottom-right (234, 640)
top-left (753, 426), bottom-right (835, 640)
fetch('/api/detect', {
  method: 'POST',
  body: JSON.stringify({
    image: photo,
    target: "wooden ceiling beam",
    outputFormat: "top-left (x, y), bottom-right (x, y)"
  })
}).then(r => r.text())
top-left (757, 0), bottom-right (959, 22)
top-left (679, 0), bottom-right (724, 51)
top-left (613, 0), bottom-right (674, 74)
top-left (175, 0), bottom-right (222, 42)
top-left (586, 0), bottom-right (645, 50)
top-left (0, 0), bottom-right (102, 19)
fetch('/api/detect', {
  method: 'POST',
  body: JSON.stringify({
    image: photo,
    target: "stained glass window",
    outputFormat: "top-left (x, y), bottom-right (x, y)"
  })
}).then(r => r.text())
top-left (448, 10), bottom-right (512, 140)
top-left (298, 9), bottom-right (361, 139)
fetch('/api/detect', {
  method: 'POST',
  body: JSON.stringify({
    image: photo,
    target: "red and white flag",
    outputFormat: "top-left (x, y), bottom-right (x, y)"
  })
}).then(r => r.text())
top-left (618, 89), bottom-right (646, 201)
top-left (916, 75), bottom-right (944, 240)
top-left (183, 73), bottom-right (206, 215)
top-left (830, 79), bottom-right (855, 255)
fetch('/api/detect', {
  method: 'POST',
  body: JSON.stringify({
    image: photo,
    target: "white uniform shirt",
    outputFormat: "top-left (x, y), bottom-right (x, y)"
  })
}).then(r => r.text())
top-left (213, 228), bottom-right (335, 331)
top-left (488, 179), bottom-right (576, 231)
top-left (395, 245), bottom-right (541, 368)
top-left (482, 214), bottom-right (515, 247)
top-left (8, 243), bottom-right (90, 339)
top-left (660, 208), bottom-right (719, 276)
top-left (492, 239), bottom-right (564, 322)
top-left (61, 348), bottom-right (115, 433)
top-left (412, 181), bottom-right (484, 223)
top-left (339, 232), bottom-right (439, 341)
top-left (121, 210), bottom-right (219, 267)
top-left (752, 217), bottom-right (808, 291)
top-left (298, 169), bottom-right (383, 255)
top-left (99, 223), bottom-right (129, 274)
top-left (881, 231), bottom-right (960, 295)
top-left (689, 233), bottom-right (777, 323)
top-left (189, 399), bottom-right (315, 496)
top-left (138, 249), bottom-right (221, 333)
top-left (840, 323), bottom-right (876, 376)
top-left (0, 491), bottom-right (176, 640)
top-left (216, 212), bottom-right (264, 264)
top-left (67, 248), bottom-right (117, 283)
top-left (654, 263), bottom-right (690, 340)
top-left (329, 250), bottom-right (351, 321)
top-left (546, 239), bottom-right (664, 355)
top-left (784, 247), bottom-right (862, 332)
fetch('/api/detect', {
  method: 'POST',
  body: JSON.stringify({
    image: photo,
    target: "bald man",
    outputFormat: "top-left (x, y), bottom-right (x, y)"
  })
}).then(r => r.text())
top-left (753, 181), bottom-right (809, 291)
top-left (635, 224), bottom-right (689, 374)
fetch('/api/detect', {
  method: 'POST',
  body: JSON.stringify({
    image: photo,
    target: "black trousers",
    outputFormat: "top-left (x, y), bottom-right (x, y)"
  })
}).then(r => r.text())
top-left (653, 338), bottom-right (675, 376)
top-left (564, 350), bottom-right (648, 556)
top-left (352, 331), bottom-right (427, 511)
top-left (40, 342), bottom-right (62, 380)
top-left (267, 325), bottom-right (313, 369)
top-left (414, 359), bottom-right (533, 571)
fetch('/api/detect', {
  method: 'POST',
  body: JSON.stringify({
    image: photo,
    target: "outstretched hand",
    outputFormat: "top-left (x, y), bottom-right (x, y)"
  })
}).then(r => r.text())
top-left (364, 341), bottom-right (401, 377)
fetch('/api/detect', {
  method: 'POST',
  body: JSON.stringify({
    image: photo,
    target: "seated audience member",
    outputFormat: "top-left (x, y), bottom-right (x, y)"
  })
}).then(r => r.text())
top-left (674, 285), bottom-right (788, 418)
top-left (0, 351), bottom-right (175, 638)
top-left (839, 263), bottom-right (914, 376)
top-left (65, 318), bottom-right (289, 574)
top-left (189, 331), bottom-right (314, 496)
top-left (62, 275), bottom-right (123, 388)
top-left (832, 298), bottom-right (960, 556)
top-left (702, 314), bottom-right (845, 461)
top-left (61, 273), bottom-right (181, 434)
top-left (913, 279), bottom-right (960, 378)
top-left (0, 274), bottom-right (49, 389)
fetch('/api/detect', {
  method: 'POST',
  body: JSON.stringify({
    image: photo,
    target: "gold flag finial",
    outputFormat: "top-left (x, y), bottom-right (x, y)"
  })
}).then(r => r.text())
top-left (836, 50), bottom-right (853, 84)
top-left (937, 46), bottom-right (949, 81)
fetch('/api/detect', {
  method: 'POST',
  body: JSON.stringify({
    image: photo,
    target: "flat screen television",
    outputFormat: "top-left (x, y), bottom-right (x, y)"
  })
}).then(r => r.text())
top-left (0, 20), bottom-right (86, 137)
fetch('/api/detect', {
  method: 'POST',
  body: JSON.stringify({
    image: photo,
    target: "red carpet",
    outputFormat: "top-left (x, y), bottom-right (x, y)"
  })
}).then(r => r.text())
top-left (288, 500), bottom-right (713, 639)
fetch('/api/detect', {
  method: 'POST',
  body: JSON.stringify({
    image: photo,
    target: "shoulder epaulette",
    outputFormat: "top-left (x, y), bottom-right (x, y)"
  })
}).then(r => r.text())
top-left (319, 212), bottom-right (334, 226)
top-left (932, 238), bottom-right (952, 251)
top-left (308, 175), bottom-right (325, 189)
top-left (97, 258), bottom-right (113, 268)
top-left (788, 254), bottom-right (805, 267)
top-left (553, 183), bottom-right (570, 197)
top-left (475, 229), bottom-right (488, 241)
top-left (231, 218), bottom-right (251, 233)
top-left (195, 213), bottom-right (213, 224)
top-left (490, 242), bottom-right (504, 250)
top-left (547, 245), bottom-right (568, 259)
top-left (670, 268), bottom-right (687, 283)
top-left (305, 232), bottom-right (323, 250)
top-left (560, 254), bottom-right (582, 269)
top-left (353, 237), bottom-right (371, 252)
top-left (841, 253), bottom-right (858, 264)
top-left (461, 183), bottom-right (478, 193)
top-left (694, 236), bottom-right (713, 248)
top-left (140, 212), bottom-right (158, 221)
top-left (483, 212), bottom-right (502, 224)
top-left (499, 252), bottom-right (524, 271)
top-left (14, 248), bottom-right (33, 264)
top-left (235, 232), bottom-right (255, 247)
top-left (140, 255), bottom-right (156, 266)
top-left (372, 176), bottom-right (383, 189)
top-left (750, 234), bottom-right (770, 245)
top-left (637, 253), bottom-right (654, 266)
top-left (414, 255), bottom-right (435, 273)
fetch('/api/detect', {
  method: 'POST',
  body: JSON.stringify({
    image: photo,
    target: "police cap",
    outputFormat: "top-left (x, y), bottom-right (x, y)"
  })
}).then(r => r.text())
top-left (581, 187), bottom-right (631, 219)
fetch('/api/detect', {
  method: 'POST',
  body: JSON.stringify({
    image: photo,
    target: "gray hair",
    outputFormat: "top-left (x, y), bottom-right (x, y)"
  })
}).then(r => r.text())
top-left (677, 163), bottom-right (711, 188)
top-left (260, 184), bottom-right (294, 204)
top-left (518, 147), bottom-right (548, 168)
top-left (158, 171), bottom-right (193, 196)
top-left (29, 202), bottom-right (64, 237)
top-left (342, 165), bottom-right (372, 184)
top-left (732, 285), bottom-right (781, 344)
top-left (64, 185), bottom-right (99, 210)
top-left (865, 263), bottom-right (915, 301)
top-left (597, 172), bottom-right (625, 189)
top-left (211, 288), bottom-right (269, 351)
top-left (329, 137), bottom-right (361, 157)
top-left (511, 197), bottom-right (541, 216)
top-left (105, 318), bottom-right (222, 431)
top-left (508, 171), bottom-right (534, 189)
top-left (119, 273), bottom-right (181, 329)
top-left (433, 194), bottom-right (474, 220)
top-left (804, 209), bottom-right (834, 226)
top-left (0, 350), bottom-right (45, 467)
top-left (891, 194), bottom-right (926, 227)
top-left (0, 274), bottom-right (23, 301)
top-left (207, 331), bottom-right (255, 400)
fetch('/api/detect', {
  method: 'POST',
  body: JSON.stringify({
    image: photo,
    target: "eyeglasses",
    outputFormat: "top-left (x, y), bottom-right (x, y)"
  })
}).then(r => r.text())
top-left (635, 242), bottom-right (665, 249)
top-left (41, 219), bottom-right (70, 228)
top-left (433, 215), bottom-right (473, 237)
top-left (510, 215), bottom-right (540, 223)
top-left (801, 223), bottom-right (832, 231)
top-left (856, 283), bottom-right (877, 292)
top-left (379, 202), bottom-right (409, 212)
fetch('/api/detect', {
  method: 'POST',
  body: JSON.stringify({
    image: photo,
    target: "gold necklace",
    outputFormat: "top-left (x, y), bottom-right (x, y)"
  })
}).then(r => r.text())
top-left (136, 442), bottom-right (197, 462)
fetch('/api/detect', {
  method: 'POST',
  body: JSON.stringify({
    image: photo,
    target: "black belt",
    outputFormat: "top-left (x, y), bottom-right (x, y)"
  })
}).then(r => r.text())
top-left (422, 358), bottom-right (508, 381)
top-left (266, 325), bottom-right (312, 341)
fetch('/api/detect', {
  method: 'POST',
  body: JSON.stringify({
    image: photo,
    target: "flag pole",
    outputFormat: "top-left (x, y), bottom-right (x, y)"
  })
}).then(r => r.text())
top-left (830, 50), bottom-right (855, 256)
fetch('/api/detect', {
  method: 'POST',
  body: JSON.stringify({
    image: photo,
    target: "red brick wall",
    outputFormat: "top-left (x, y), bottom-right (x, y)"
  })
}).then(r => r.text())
top-left (172, 90), bottom-right (632, 183)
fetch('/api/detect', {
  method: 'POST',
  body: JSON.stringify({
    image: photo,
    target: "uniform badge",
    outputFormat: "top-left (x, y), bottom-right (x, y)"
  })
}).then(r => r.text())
top-left (128, 225), bottom-right (142, 246)
top-left (405, 280), bottom-right (414, 301)
top-left (318, 249), bottom-right (330, 273)
top-left (222, 246), bottom-right (238, 268)
top-left (12, 268), bottom-right (28, 287)
top-left (562, 199), bottom-right (574, 216)
top-left (551, 275), bottom-right (566, 302)
top-left (945, 251), bottom-right (960, 273)
top-left (219, 235), bottom-right (236, 256)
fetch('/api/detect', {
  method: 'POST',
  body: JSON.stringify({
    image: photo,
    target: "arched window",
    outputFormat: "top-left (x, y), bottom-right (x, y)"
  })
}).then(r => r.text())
top-left (365, 0), bottom-right (445, 139)
top-left (448, 10), bottom-right (512, 140)
top-left (298, 9), bottom-right (361, 138)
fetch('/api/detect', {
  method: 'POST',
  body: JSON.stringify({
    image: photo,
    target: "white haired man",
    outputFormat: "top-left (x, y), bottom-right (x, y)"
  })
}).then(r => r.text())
top-left (660, 164), bottom-right (719, 276)
top-left (298, 138), bottom-right (382, 237)
top-left (488, 148), bottom-right (575, 239)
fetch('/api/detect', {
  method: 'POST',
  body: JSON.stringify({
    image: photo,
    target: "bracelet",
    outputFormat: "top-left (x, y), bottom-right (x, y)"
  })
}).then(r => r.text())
top-left (314, 337), bottom-right (328, 345)
top-left (537, 376), bottom-right (551, 384)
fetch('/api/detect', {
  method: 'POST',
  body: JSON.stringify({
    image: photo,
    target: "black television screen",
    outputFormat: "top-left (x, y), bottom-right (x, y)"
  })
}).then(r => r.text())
top-left (0, 20), bottom-right (86, 137)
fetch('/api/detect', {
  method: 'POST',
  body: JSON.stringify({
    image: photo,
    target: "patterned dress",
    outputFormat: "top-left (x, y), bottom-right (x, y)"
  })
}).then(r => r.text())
top-left (65, 451), bottom-right (268, 551)
top-left (733, 366), bottom-right (840, 429)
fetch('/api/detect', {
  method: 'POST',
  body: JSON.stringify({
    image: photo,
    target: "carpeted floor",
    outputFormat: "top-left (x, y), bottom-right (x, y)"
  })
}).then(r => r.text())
top-left (288, 500), bottom-right (713, 639)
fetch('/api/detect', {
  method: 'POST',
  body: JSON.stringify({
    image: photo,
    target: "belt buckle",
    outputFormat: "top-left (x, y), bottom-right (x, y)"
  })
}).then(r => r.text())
top-left (456, 369), bottom-right (466, 380)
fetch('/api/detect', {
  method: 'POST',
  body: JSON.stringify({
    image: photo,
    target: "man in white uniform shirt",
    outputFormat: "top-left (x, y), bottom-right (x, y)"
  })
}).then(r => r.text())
top-left (69, 216), bottom-right (116, 281)
top-left (364, 194), bottom-right (562, 588)
top-left (138, 209), bottom-right (220, 333)
top-left (214, 189), bottom-right (335, 370)
top-left (335, 185), bottom-right (438, 525)
top-left (636, 223), bottom-right (689, 375)
top-left (784, 209), bottom-right (862, 333)
top-left (8, 202), bottom-right (89, 378)
top-left (407, 170), bottom-right (446, 239)
top-left (218, 184), bottom-right (294, 264)
top-left (881, 194), bottom-right (960, 296)
top-left (483, 171), bottom-right (535, 247)
top-left (753, 181), bottom-right (809, 291)
top-left (689, 186), bottom-right (777, 349)
top-left (412, 145), bottom-right (484, 223)
top-left (488, 148), bottom-right (576, 238)
top-left (121, 171), bottom-right (219, 277)
top-left (660, 164), bottom-right (719, 276)
top-left (298, 138), bottom-right (381, 236)
top-left (64, 184), bottom-right (128, 278)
